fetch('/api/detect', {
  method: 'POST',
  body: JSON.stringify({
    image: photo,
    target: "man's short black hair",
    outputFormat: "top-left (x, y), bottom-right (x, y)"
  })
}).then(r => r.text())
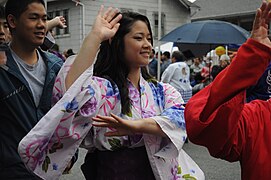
top-left (5, 0), bottom-right (45, 20)
top-left (163, 51), bottom-right (170, 59)
top-left (172, 51), bottom-right (186, 62)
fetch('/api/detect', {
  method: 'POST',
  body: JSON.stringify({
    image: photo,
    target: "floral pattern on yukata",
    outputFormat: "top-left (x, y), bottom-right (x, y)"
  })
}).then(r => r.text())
top-left (18, 56), bottom-right (204, 180)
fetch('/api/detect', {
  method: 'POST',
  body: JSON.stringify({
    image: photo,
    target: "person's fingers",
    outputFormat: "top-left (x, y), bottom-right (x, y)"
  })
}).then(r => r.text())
top-left (92, 116), bottom-right (104, 122)
top-left (61, 18), bottom-right (66, 23)
top-left (102, 7), bottom-right (113, 20)
top-left (111, 23), bottom-right (120, 35)
top-left (265, 2), bottom-right (271, 23)
top-left (94, 115), bottom-right (119, 124)
top-left (92, 122), bottom-right (111, 127)
top-left (262, 2), bottom-right (271, 23)
top-left (106, 8), bottom-right (120, 23)
top-left (260, 1), bottom-right (267, 13)
top-left (109, 14), bottom-right (122, 27)
top-left (110, 113), bottom-right (124, 123)
top-left (252, 8), bottom-right (262, 31)
top-left (97, 5), bottom-right (104, 17)
top-left (268, 10), bottom-right (271, 21)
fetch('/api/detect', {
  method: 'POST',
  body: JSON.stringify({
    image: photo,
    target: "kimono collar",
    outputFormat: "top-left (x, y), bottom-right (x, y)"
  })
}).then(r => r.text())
top-left (127, 74), bottom-right (146, 94)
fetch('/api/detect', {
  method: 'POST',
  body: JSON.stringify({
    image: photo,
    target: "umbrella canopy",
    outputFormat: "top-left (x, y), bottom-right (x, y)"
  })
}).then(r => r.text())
top-left (160, 20), bottom-right (250, 44)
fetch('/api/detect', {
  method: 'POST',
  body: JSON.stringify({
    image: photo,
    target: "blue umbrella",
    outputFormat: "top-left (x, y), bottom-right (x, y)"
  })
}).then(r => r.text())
top-left (160, 20), bottom-right (250, 44)
top-left (160, 20), bottom-right (250, 58)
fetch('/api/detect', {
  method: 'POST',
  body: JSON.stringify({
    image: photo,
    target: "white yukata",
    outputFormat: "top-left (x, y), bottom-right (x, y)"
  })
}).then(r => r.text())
top-left (18, 56), bottom-right (204, 180)
top-left (161, 62), bottom-right (192, 104)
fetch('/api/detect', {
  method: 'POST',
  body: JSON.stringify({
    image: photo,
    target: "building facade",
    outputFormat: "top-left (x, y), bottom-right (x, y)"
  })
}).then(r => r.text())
top-left (191, 0), bottom-right (261, 31)
top-left (47, 0), bottom-right (192, 53)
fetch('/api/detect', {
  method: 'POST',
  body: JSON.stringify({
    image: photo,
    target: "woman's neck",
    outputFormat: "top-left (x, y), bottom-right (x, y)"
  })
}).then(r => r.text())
top-left (128, 68), bottom-right (141, 90)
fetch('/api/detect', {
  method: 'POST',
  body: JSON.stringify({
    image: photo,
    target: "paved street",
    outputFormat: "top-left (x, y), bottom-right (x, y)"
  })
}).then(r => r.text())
top-left (60, 141), bottom-right (241, 180)
top-left (183, 142), bottom-right (241, 180)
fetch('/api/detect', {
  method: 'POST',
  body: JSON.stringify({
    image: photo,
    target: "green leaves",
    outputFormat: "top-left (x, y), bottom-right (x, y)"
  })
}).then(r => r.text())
top-left (108, 138), bottom-right (122, 151)
top-left (182, 174), bottom-right (197, 180)
top-left (42, 156), bottom-right (51, 173)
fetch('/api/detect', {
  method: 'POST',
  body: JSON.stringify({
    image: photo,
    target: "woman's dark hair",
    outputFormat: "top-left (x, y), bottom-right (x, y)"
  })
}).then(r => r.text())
top-left (94, 11), bottom-right (155, 115)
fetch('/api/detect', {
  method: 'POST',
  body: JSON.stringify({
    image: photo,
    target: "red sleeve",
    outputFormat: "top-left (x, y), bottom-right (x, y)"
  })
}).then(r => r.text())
top-left (185, 39), bottom-right (271, 161)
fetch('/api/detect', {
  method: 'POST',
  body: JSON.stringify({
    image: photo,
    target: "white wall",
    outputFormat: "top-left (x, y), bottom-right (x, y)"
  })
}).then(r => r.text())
top-left (48, 0), bottom-right (191, 53)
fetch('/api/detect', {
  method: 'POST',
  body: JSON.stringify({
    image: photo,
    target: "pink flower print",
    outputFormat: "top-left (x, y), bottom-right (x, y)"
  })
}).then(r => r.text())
top-left (129, 86), bottom-right (140, 104)
top-left (24, 138), bottom-right (50, 171)
top-left (52, 92), bottom-right (62, 105)
top-left (171, 165), bottom-right (181, 180)
top-left (80, 96), bottom-right (97, 117)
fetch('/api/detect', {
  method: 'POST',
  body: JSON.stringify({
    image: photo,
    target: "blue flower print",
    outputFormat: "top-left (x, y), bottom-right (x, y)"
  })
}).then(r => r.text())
top-left (161, 106), bottom-right (186, 130)
top-left (63, 98), bottom-right (79, 113)
top-left (81, 122), bottom-right (90, 129)
top-left (87, 85), bottom-right (95, 97)
top-left (149, 82), bottom-right (165, 108)
top-left (140, 85), bottom-right (145, 95)
top-left (105, 81), bottom-right (119, 98)
top-left (52, 163), bottom-right (58, 171)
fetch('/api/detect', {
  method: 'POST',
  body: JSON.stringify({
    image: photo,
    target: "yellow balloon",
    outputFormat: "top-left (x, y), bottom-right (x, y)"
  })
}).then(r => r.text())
top-left (215, 46), bottom-right (226, 56)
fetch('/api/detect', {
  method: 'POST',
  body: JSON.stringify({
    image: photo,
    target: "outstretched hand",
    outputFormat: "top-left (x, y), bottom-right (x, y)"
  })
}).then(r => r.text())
top-left (91, 6), bottom-right (122, 42)
top-left (55, 16), bottom-right (67, 29)
top-left (92, 113), bottom-right (140, 137)
top-left (46, 16), bottom-right (67, 32)
top-left (251, 1), bottom-right (271, 48)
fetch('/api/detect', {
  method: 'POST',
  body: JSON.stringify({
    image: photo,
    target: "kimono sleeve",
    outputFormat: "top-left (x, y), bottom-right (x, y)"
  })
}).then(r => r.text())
top-left (52, 55), bottom-right (93, 105)
top-left (150, 83), bottom-right (186, 159)
top-left (18, 55), bottom-right (120, 180)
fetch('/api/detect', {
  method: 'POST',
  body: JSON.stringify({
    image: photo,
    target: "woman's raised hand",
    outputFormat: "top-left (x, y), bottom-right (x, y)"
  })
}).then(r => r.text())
top-left (65, 6), bottom-right (122, 90)
top-left (251, 1), bottom-right (271, 48)
top-left (91, 6), bottom-right (122, 42)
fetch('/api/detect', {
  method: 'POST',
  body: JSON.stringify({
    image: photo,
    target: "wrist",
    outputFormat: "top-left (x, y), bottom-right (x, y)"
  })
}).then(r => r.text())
top-left (86, 30), bottom-right (104, 44)
top-left (133, 120), bottom-right (144, 134)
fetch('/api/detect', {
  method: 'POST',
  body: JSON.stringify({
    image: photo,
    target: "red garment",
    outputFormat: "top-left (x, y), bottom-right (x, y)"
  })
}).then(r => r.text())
top-left (185, 39), bottom-right (271, 180)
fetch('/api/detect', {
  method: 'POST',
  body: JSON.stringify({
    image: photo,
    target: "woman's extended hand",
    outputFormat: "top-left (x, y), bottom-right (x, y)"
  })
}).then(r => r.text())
top-left (65, 6), bottom-right (122, 90)
top-left (92, 113), bottom-right (140, 137)
top-left (251, 1), bottom-right (271, 48)
top-left (91, 6), bottom-right (122, 42)
top-left (92, 113), bottom-right (167, 137)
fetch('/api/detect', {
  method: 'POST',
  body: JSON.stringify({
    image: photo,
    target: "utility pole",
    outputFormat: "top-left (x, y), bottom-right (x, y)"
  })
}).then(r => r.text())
top-left (157, 0), bottom-right (162, 81)
top-left (72, 0), bottom-right (85, 45)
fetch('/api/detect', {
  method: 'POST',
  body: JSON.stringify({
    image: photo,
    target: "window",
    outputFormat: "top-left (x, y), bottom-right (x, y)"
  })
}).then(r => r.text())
top-left (63, 9), bottom-right (69, 34)
top-left (48, 9), bottom-right (70, 36)
top-left (153, 12), bottom-right (165, 39)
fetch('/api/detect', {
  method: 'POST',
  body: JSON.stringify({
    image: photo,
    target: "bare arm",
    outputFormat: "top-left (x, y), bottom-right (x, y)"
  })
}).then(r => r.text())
top-left (92, 113), bottom-right (167, 137)
top-left (47, 16), bottom-right (67, 32)
top-left (65, 6), bottom-right (122, 89)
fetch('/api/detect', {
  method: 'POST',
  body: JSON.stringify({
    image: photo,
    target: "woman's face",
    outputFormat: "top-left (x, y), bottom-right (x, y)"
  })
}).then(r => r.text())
top-left (123, 20), bottom-right (152, 69)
